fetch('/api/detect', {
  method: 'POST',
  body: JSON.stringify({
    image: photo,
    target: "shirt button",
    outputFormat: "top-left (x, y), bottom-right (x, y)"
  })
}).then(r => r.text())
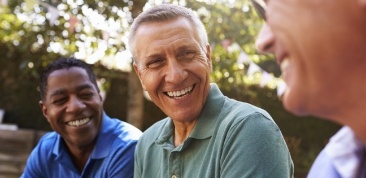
top-left (172, 175), bottom-right (177, 178)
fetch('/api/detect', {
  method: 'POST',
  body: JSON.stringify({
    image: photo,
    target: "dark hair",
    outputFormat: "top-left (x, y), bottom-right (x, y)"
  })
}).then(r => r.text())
top-left (39, 57), bottom-right (99, 100)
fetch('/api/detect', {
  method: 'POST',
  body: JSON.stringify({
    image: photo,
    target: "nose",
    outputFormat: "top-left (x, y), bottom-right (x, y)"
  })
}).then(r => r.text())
top-left (66, 96), bottom-right (86, 113)
top-left (164, 59), bottom-right (188, 84)
top-left (255, 23), bottom-right (275, 53)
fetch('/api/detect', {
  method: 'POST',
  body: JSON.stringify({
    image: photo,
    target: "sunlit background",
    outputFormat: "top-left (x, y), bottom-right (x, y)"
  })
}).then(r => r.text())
top-left (0, 1), bottom-right (341, 177)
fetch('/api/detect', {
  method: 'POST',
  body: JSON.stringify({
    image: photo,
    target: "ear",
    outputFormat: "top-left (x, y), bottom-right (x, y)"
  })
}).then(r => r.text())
top-left (133, 61), bottom-right (146, 90)
top-left (39, 100), bottom-right (50, 123)
top-left (205, 44), bottom-right (212, 71)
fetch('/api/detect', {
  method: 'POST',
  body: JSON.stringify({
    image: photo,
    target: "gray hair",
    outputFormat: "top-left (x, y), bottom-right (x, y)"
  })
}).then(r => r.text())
top-left (128, 4), bottom-right (208, 62)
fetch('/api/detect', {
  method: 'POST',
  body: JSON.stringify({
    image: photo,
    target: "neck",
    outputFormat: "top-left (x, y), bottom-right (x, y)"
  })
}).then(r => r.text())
top-left (323, 68), bottom-right (366, 144)
top-left (64, 140), bottom-right (95, 172)
top-left (330, 82), bottom-right (366, 145)
top-left (173, 119), bottom-right (197, 147)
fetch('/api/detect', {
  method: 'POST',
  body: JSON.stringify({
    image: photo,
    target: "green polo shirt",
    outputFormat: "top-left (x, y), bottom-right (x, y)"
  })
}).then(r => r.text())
top-left (134, 84), bottom-right (293, 178)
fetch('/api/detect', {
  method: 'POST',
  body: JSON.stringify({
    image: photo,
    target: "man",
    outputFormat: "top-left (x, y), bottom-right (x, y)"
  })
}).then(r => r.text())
top-left (252, 0), bottom-right (366, 177)
top-left (22, 57), bottom-right (142, 177)
top-left (128, 4), bottom-right (293, 178)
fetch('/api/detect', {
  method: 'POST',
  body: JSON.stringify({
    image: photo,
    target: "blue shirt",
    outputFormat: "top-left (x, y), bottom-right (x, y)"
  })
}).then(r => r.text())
top-left (308, 126), bottom-right (366, 178)
top-left (134, 84), bottom-right (293, 178)
top-left (22, 113), bottom-right (142, 178)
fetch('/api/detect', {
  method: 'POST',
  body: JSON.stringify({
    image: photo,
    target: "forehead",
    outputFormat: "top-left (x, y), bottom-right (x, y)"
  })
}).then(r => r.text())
top-left (48, 66), bottom-right (89, 81)
top-left (46, 67), bottom-right (94, 93)
top-left (134, 17), bottom-right (201, 56)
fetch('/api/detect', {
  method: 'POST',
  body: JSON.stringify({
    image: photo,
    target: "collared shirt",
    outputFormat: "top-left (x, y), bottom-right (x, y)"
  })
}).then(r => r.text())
top-left (134, 83), bottom-right (293, 178)
top-left (22, 113), bottom-right (142, 178)
top-left (308, 126), bottom-right (366, 178)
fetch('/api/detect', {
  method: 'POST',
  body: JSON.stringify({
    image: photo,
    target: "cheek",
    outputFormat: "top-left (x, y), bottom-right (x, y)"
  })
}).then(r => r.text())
top-left (44, 106), bottom-right (59, 118)
top-left (140, 71), bottom-right (161, 92)
top-left (195, 60), bottom-right (211, 78)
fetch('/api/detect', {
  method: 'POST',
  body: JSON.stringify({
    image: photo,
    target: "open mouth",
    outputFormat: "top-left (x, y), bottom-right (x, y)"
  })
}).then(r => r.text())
top-left (66, 117), bottom-right (91, 127)
top-left (165, 84), bottom-right (195, 99)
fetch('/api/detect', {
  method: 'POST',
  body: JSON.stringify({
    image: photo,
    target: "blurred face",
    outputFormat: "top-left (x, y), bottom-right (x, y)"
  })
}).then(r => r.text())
top-left (255, 0), bottom-right (366, 117)
top-left (133, 17), bottom-right (212, 123)
top-left (40, 67), bottom-right (103, 149)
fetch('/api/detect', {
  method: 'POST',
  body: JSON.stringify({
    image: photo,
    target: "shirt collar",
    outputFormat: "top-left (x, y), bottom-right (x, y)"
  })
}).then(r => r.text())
top-left (325, 126), bottom-right (365, 178)
top-left (189, 83), bottom-right (225, 139)
top-left (155, 83), bottom-right (225, 145)
top-left (90, 112), bottom-right (114, 159)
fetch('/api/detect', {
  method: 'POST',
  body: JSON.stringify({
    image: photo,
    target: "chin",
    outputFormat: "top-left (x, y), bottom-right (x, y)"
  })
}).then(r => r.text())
top-left (282, 90), bottom-right (309, 117)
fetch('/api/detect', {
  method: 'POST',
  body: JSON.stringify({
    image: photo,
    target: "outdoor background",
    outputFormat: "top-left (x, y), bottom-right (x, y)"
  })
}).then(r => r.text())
top-left (0, 0), bottom-right (341, 177)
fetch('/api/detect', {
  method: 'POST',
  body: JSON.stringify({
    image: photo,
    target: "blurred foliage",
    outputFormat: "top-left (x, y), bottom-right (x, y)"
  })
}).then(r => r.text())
top-left (0, 0), bottom-right (140, 129)
top-left (0, 0), bottom-right (341, 177)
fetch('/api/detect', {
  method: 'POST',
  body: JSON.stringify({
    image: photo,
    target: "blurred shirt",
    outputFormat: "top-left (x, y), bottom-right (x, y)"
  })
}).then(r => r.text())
top-left (308, 126), bottom-right (366, 178)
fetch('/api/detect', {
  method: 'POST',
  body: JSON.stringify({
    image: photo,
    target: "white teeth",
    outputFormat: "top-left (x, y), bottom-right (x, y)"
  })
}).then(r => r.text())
top-left (67, 118), bottom-right (90, 127)
top-left (167, 86), bottom-right (193, 97)
top-left (280, 58), bottom-right (290, 72)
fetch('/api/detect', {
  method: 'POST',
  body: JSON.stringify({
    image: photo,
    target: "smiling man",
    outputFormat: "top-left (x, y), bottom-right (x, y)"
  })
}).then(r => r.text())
top-left (128, 4), bottom-right (293, 178)
top-left (22, 57), bottom-right (142, 178)
top-left (252, 0), bottom-right (366, 177)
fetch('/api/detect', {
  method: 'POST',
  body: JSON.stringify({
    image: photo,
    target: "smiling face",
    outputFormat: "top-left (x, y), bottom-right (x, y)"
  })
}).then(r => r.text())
top-left (255, 0), bottom-right (366, 118)
top-left (40, 67), bottom-right (103, 149)
top-left (133, 17), bottom-right (212, 123)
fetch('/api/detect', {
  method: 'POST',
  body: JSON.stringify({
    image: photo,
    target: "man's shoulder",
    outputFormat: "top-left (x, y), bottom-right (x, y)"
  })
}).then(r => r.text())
top-left (28, 131), bottom-right (58, 160)
top-left (223, 97), bottom-right (272, 121)
top-left (36, 131), bottom-right (58, 148)
top-left (103, 120), bottom-right (142, 147)
top-left (212, 97), bottom-right (279, 137)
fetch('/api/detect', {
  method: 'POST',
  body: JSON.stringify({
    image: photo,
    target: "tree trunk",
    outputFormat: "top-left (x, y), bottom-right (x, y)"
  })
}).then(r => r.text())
top-left (126, 0), bottom-right (148, 130)
top-left (127, 70), bottom-right (144, 129)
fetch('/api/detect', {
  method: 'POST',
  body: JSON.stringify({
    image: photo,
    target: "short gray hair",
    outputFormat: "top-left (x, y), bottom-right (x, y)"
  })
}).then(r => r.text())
top-left (128, 4), bottom-right (208, 61)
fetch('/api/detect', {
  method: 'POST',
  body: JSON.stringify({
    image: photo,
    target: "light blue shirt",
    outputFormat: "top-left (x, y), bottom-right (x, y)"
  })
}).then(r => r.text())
top-left (308, 126), bottom-right (366, 178)
top-left (22, 113), bottom-right (142, 178)
top-left (134, 84), bottom-right (293, 178)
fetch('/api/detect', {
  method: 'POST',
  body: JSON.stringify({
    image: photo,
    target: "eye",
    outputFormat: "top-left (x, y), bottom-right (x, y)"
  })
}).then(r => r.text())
top-left (53, 97), bottom-right (67, 105)
top-left (79, 89), bottom-right (95, 99)
top-left (80, 92), bottom-right (94, 99)
top-left (179, 50), bottom-right (196, 60)
top-left (146, 58), bottom-right (165, 69)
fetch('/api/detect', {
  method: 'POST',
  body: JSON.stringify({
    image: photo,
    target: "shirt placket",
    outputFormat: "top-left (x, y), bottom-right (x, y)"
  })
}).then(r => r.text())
top-left (169, 150), bottom-right (182, 178)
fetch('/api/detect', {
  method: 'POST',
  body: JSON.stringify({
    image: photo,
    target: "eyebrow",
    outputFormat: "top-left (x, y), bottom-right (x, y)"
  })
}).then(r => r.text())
top-left (143, 43), bottom-right (199, 60)
top-left (49, 89), bottom-right (67, 98)
top-left (176, 45), bottom-right (193, 51)
top-left (146, 53), bottom-right (164, 60)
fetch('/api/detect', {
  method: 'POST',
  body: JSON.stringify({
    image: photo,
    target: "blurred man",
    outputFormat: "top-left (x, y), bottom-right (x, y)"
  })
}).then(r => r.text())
top-left (252, 0), bottom-right (366, 177)
top-left (128, 4), bottom-right (293, 178)
top-left (22, 57), bottom-right (142, 177)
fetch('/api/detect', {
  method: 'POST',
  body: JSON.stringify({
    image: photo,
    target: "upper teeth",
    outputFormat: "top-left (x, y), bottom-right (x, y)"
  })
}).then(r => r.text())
top-left (167, 86), bottom-right (193, 97)
top-left (67, 118), bottom-right (90, 127)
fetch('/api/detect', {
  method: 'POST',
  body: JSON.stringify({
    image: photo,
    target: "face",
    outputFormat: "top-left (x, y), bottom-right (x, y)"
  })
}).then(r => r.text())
top-left (40, 67), bottom-right (103, 149)
top-left (133, 17), bottom-right (212, 123)
top-left (255, 0), bottom-right (366, 118)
